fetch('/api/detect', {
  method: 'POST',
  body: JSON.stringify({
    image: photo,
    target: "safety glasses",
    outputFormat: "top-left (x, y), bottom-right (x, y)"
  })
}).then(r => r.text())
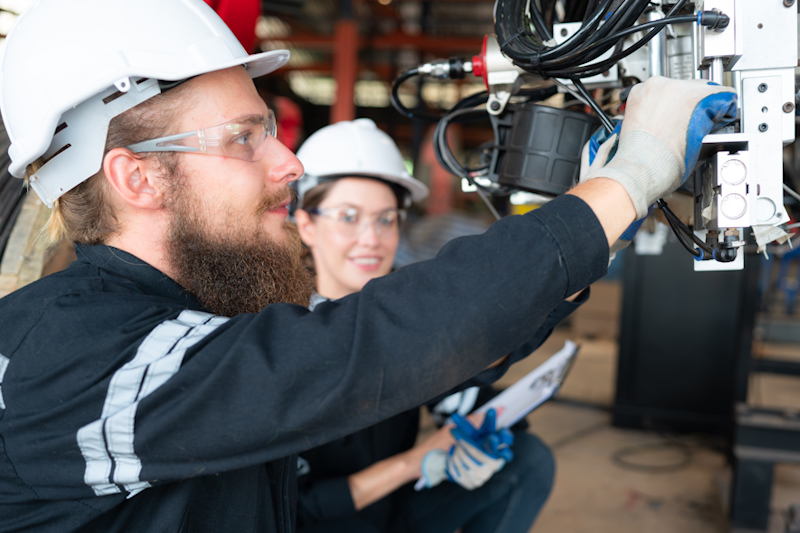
top-left (126, 110), bottom-right (277, 161)
top-left (309, 206), bottom-right (406, 238)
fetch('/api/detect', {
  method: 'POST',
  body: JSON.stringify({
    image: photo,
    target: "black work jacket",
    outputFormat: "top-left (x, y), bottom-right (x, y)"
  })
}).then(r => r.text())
top-left (295, 295), bottom-right (584, 531)
top-left (0, 195), bottom-right (607, 532)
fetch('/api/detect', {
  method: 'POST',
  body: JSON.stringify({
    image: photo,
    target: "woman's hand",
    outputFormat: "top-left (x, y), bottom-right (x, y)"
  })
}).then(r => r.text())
top-left (418, 410), bottom-right (513, 491)
top-left (346, 413), bottom-right (483, 510)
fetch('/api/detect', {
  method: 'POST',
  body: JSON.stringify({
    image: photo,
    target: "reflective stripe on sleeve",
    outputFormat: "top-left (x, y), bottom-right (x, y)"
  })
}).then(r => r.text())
top-left (77, 310), bottom-right (228, 497)
top-left (0, 353), bottom-right (9, 410)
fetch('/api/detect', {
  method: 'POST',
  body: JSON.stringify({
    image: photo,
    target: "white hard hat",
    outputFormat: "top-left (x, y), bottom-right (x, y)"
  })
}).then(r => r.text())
top-left (294, 119), bottom-right (429, 209)
top-left (0, 0), bottom-right (290, 207)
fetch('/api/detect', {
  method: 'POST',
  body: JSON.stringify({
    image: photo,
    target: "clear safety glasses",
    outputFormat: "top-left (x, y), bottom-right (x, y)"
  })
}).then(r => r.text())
top-left (309, 206), bottom-right (406, 238)
top-left (126, 110), bottom-right (277, 161)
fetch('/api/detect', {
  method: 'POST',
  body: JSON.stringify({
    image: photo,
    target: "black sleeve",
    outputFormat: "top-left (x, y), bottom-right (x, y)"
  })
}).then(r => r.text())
top-left (3, 194), bottom-right (609, 494)
top-left (296, 470), bottom-right (356, 525)
top-left (426, 289), bottom-right (589, 405)
top-left (135, 195), bottom-right (609, 482)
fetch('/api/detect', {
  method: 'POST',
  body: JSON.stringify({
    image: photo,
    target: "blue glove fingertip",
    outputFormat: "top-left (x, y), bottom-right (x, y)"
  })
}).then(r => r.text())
top-left (588, 122), bottom-right (622, 165)
top-left (498, 427), bottom-right (515, 447)
top-left (683, 91), bottom-right (738, 183)
top-left (451, 412), bottom-right (478, 439)
top-left (485, 431), bottom-right (514, 462)
top-left (479, 408), bottom-right (498, 435)
top-left (486, 433), bottom-right (500, 452)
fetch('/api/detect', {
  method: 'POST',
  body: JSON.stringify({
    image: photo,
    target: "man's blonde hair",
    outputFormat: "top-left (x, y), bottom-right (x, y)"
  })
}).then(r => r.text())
top-left (27, 84), bottom-right (194, 245)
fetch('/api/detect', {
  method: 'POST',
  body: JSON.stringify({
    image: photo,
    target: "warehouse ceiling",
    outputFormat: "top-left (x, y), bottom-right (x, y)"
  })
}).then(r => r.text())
top-left (257, 0), bottom-right (494, 111)
top-left (0, 0), bottom-right (493, 104)
top-left (0, 0), bottom-right (495, 122)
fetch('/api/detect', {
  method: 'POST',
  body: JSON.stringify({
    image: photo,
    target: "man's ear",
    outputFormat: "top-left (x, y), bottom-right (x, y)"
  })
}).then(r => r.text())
top-left (103, 148), bottom-right (164, 210)
top-left (294, 209), bottom-right (316, 248)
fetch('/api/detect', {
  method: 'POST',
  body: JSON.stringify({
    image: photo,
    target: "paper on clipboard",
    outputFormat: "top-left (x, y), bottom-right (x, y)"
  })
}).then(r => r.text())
top-left (473, 340), bottom-right (579, 429)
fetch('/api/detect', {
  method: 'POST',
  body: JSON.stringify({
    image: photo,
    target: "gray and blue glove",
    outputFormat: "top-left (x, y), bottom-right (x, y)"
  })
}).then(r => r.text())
top-left (420, 408), bottom-right (514, 491)
top-left (581, 122), bottom-right (645, 259)
top-left (582, 76), bottom-right (737, 220)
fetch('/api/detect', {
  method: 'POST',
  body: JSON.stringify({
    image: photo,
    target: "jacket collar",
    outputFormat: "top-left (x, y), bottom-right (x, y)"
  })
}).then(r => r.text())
top-left (74, 243), bottom-right (203, 309)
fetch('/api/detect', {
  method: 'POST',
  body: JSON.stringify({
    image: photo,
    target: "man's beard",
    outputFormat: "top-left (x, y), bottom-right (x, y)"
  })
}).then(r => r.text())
top-left (165, 180), bottom-right (315, 317)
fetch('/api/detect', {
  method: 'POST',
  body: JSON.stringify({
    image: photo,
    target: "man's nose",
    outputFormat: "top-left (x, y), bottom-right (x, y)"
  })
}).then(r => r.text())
top-left (264, 136), bottom-right (303, 184)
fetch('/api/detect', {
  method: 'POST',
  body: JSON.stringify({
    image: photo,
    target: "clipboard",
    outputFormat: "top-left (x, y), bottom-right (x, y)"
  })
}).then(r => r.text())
top-left (472, 340), bottom-right (579, 429)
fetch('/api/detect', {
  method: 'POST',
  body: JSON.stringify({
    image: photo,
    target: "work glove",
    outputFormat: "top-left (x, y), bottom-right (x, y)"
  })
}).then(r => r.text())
top-left (419, 408), bottom-right (514, 491)
top-left (580, 122), bottom-right (646, 260)
top-left (581, 76), bottom-right (737, 220)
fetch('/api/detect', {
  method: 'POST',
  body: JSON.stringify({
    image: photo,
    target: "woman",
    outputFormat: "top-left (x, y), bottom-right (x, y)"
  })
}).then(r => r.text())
top-left (292, 119), bottom-right (557, 533)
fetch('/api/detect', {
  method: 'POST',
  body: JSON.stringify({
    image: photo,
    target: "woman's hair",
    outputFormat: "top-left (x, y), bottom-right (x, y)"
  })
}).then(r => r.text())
top-left (28, 83), bottom-right (195, 245)
top-left (301, 177), bottom-right (406, 212)
top-left (298, 179), bottom-right (335, 213)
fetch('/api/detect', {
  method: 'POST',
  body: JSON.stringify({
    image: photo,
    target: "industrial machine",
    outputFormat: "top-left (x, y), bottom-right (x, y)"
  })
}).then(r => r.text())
top-left (391, 4), bottom-right (800, 529)
top-left (391, 0), bottom-right (800, 272)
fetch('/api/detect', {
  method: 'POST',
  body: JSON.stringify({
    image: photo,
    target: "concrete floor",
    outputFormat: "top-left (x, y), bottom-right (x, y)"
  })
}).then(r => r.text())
top-left (487, 325), bottom-right (800, 533)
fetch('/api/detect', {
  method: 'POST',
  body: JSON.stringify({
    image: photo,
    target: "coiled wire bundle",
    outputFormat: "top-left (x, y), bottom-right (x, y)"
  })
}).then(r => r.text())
top-left (495, 0), bottom-right (695, 132)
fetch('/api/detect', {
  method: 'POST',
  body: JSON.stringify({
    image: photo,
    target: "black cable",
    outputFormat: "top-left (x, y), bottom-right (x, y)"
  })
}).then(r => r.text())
top-left (528, 0), bottom-right (553, 42)
top-left (390, 68), bottom-right (418, 119)
top-left (430, 84), bottom-right (560, 196)
top-left (432, 105), bottom-right (508, 218)
top-left (661, 208), bottom-right (703, 257)
top-left (546, 10), bottom-right (693, 78)
top-left (497, 0), bottom-right (692, 80)
top-left (433, 105), bottom-right (514, 198)
top-left (499, 0), bottom-right (636, 70)
top-left (657, 199), bottom-right (714, 255)
top-left (580, 15), bottom-right (697, 62)
top-left (485, 0), bottom-right (695, 139)
top-left (656, 197), bottom-right (729, 262)
top-left (549, 420), bottom-right (608, 450)
top-left (436, 111), bottom-right (492, 182)
top-left (611, 417), bottom-right (729, 474)
top-left (433, 108), bottom-right (479, 179)
top-left (658, 205), bottom-right (700, 254)
top-left (390, 65), bottom-right (556, 123)
top-left (584, 0), bottom-right (691, 71)
top-left (570, 77), bottom-right (614, 133)
top-left (536, 1), bottom-right (612, 63)
top-left (546, 14), bottom-right (696, 70)
top-left (568, 0), bottom-right (649, 59)
top-left (389, 68), bottom-right (442, 123)
top-left (611, 441), bottom-right (693, 473)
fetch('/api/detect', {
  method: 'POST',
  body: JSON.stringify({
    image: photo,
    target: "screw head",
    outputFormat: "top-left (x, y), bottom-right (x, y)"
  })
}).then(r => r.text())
top-left (785, 0), bottom-right (795, 7)
top-left (784, 102), bottom-right (796, 113)
top-left (489, 100), bottom-right (501, 111)
top-left (758, 83), bottom-right (768, 92)
top-left (759, 123), bottom-right (769, 132)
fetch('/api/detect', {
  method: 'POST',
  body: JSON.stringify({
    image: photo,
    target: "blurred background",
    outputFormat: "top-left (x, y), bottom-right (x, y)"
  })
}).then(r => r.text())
top-left (2, 1), bottom-right (800, 532)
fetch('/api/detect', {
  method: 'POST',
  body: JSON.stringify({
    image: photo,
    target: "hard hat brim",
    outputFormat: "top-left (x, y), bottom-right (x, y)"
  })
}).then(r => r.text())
top-left (239, 50), bottom-right (291, 80)
top-left (295, 172), bottom-right (429, 212)
top-left (6, 49), bottom-right (290, 180)
top-left (320, 172), bottom-right (430, 204)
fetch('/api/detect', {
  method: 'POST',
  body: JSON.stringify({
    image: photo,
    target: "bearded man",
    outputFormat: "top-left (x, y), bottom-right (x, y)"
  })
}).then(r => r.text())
top-left (0, 0), bottom-right (736, 532)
